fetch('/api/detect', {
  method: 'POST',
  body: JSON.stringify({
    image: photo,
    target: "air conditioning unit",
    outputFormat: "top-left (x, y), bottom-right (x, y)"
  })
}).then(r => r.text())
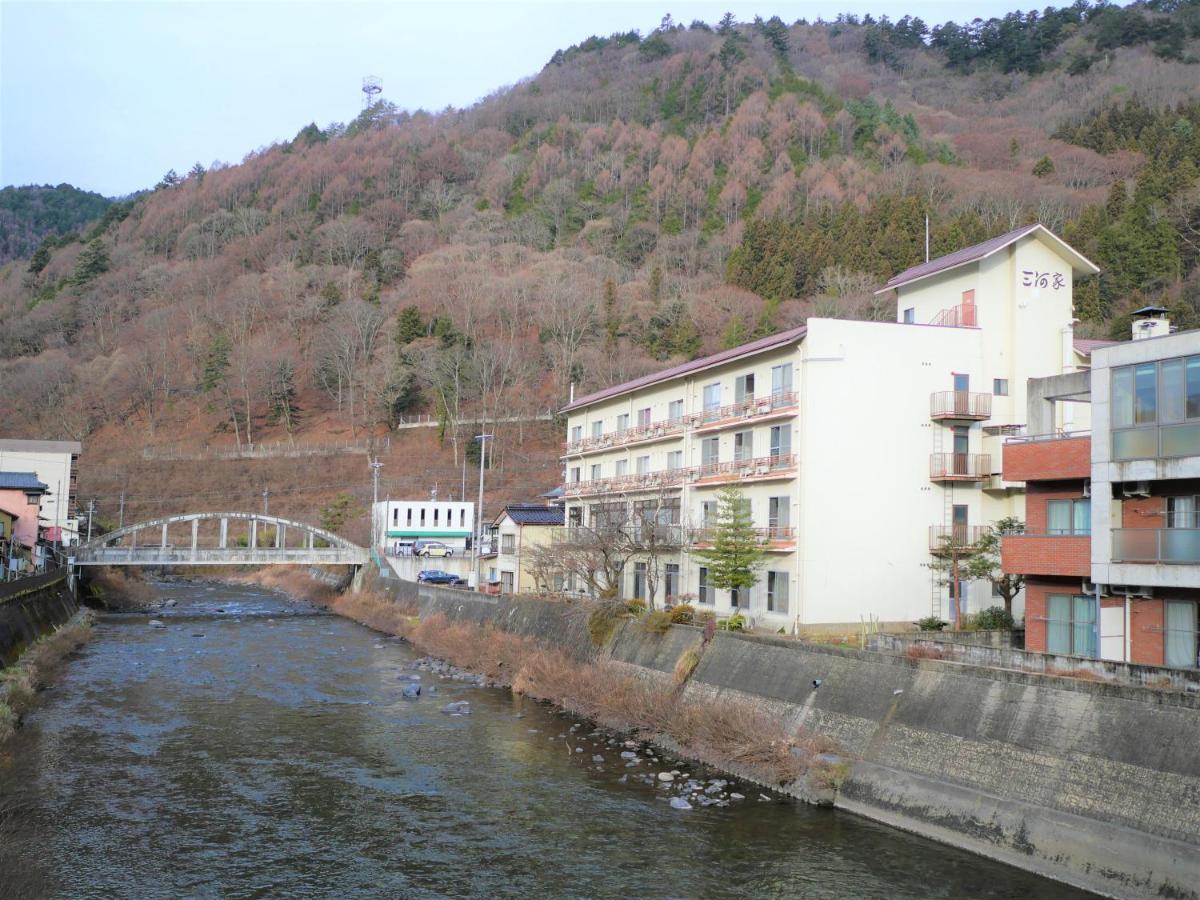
top-left (687, 470), bottom-right (700, 481)
top-left (1081, 580), bottom-right (1109, 596)
top-left (1122, 481), bottom-right (1151, 498)
top-left (755, 466), bottom-right (770, 476)
top-left (757, 402), bottom-right (772, 414)
top-left (1130, 586), bottom-right (1154, 599)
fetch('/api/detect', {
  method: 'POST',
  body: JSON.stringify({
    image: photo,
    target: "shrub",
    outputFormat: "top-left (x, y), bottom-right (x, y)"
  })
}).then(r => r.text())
top-left (915, 615), bottom-right (947, 632)
top-left (587, 601), bottom-right (626, 647)
top-left (673, 648), bottom-right (701, 685)
top-left (719, 612), bottom-right (747, 632)
top-left (667, 603), bottom-right (695, 625)
top-left (906, 644), bottom-right (944, 660)
top-left (625, 598), bottom-right (648, 615)
top-left (640, 609), bottom-right (673, 634)
top-left (971, 606), bottom-right (1015, 630)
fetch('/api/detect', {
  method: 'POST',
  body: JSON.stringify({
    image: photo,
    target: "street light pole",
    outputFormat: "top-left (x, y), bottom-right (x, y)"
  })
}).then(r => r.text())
top-left (471, 434), bottom-right (493, 590)
top-left (370, 457), bottom-right (383, 552)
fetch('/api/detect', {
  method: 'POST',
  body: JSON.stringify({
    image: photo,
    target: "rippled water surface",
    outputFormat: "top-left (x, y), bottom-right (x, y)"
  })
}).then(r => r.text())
top-left (0, 582), bottom-right (1094, 899)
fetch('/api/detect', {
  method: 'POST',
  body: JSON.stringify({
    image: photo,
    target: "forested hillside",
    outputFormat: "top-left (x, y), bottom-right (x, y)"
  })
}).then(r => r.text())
top-left (2, 3), bottom-right (1200, 521)
top-left (0, 184), bottom-right (113, 266)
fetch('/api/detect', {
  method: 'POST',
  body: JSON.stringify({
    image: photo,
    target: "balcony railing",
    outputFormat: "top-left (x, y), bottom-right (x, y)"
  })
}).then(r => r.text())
top-left (930, 391), bottom-right (991, 421)
top-left (929, 300), bottom-right (977, 328)
top-left (930, 452), bottom-right (991, 481)
top-left (1112, 529), bottom-right (1200, 564)
top-left (694, 391), bottom-right (798, 427)
top-left (563, 417), bottom-right (690, 454)
top-left (691, 526), bottom-right (795, 545)
top-left (562, 466), bottom-right (694, 497)
top-left (696, 453), bottom-right (797, 482)
top-left (929, 525), bottom-right (990, 553)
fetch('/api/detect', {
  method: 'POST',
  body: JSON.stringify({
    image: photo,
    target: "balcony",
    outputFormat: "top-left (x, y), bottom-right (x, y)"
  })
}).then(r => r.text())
top-left (1112, 529), bottom-right (1200, 565)
top-left (929, 453), bottom-right (991, 482)
top-left (562, 416), bottom-right (690, 455)
top-left (1001, 533), bottom-right (1091, 577)
top-left (929, 299), bottom-right (977, 328)
top-left (930, 391), bottom-right (991, 421)
top-left (562, 466), bottom-right (694, 498)
top-left (929, 525), bottom-right (989, 554)
top-left (692, 526), bottom-right (795, 550)
top-left (695, 453), bottom-right (797, 485)
top-left (1002, 432), bottom-right (1091, 482)
top-left (692, 391), bottom-right (798, 433)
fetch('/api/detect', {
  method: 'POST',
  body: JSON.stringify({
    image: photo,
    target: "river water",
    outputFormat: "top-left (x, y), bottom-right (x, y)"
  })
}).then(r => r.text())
top-left (0, 582), bottom-right (1092, 899)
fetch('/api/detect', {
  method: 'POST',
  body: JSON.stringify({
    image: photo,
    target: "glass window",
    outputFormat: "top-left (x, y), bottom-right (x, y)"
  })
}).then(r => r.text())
top-left (768, 496), bottom-right (789, 530)
top-left (770, 424), bottom-right (791, 458)
top-left (1112, 367), bottom-right (1134, 429)
top-left (636, 456), bottom-right (650, 475)
top-left (731, 586), bottom-right (748, 609)
top-left (571, 425), bottom-right (582, 442)
top-left (703, 383), bottom-right (721, 411)
top-left (701, 501), bottom-right (717, 526)
top-left (735, 374), bottom-right (755, 403)
top-left (903, 307), bottom-right (914, 324)
top-left (616, 413), bottom-right (629, 433)
top-left (665, 564), bottom-right (679, 601)
top-left (632, 562), bottom-right (647, 600)
top-left (1161, 359), bottom-right (1186, 424)
top-left (1165, 602), bottom-right (1199, 669)
top-left (1135, 363), bottom-right (1157, 425)
top-left (637, 407), bottom-right (651, 427)
top-left (701, 437), bottom-right (719, 467)
top-left (591, 420), bottom-right (603, 438)
top-left (668, 399), bottom-right (684, 421)
top-left (1046, 594), bottom-right (1096, 658)
top-left (501, 571), bottom-right (514, 593)
top-left (767, 571), bottom-right (789, 614)
top-left (406, 508), bottom-right (413, 526)
top-left (568, 507), bottom-right (582, 527)
top-left (1168, 496), bottom-right (1198, 529)
top-left (771, 363), bottom-right (793, 397)
top-left (734, 430), bottom-right (753, 461)
top-left (953, 373), bottom-right (970, 392)
top-left (614, 460), bottom-right (628, 477)
top-left (1047, 499), bottom-right (1089, 535)
top-left (570, 467), bottom-right (580, 483)
top-left (501, 534), bottom-right (515, 554)
top-left (1187, 356), bottom-right (1200, 420)
top-left (666, 450), bottom-right (683, 471)
top-left (993, 378), bottom-right (1008, 396)
top-left (590, 464), bottom-right (601, 480)
top-left (698, 567), bottom-right (712, 604)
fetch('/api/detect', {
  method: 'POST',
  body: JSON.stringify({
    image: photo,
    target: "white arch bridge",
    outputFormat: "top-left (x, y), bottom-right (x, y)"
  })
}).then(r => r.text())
top-left (72, 512), bottom-right (369, 567)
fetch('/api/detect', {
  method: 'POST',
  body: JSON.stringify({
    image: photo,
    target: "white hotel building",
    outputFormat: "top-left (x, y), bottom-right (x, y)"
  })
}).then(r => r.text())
top-left (559, 225), bottom-right (1104, 630)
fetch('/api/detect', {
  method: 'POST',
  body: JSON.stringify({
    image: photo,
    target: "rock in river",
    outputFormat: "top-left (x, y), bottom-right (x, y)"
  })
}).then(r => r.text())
top-left (440, 701), bottom-right (471, 715)
top-left (669, 797), bottom-right (692, 810)
top-left (401, 684), bottom-right (421, 699)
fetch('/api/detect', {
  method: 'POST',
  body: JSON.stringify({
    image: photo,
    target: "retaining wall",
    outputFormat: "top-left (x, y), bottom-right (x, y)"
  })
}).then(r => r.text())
top-left (0, 571), bottom-right (79, 667)
top-left (375, 577), bottom-right (1200, 898)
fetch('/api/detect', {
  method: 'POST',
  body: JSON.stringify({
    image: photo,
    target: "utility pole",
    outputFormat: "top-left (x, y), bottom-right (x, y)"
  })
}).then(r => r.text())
top-left (471, 434), bottom-right (493, 590)
top-left (370, 456), bottom-right (383, 551)
top-left (86, 498), bottom-right (96, 542)
top-left (262, 488), bottom-right (270, 516)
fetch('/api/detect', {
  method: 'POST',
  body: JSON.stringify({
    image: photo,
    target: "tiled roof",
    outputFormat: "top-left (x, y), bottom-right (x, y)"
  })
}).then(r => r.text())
top-left (0, 471), bottom-right (49, 492)
top-left (879, 224), bottom-right (1100, 293)
top-left (0, 439), bottom-right (82, 454)
top-left (562, 325), bottom-right (808, 413)
top-left (1073, 338), bottom-right (1119, 355)
top-left (502, 504), bottom-right (565, 526)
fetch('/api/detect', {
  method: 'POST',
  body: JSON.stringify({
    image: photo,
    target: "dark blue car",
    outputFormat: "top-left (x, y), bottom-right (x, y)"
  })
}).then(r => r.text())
top-left (417, 570), bottom-right (465, 585)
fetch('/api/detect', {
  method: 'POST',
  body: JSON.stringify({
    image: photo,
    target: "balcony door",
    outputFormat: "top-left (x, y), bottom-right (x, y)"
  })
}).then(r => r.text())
top-left (952, 426), bottom-right (969, 475)
top-left (953, 374), bottom-right (970, 417)
top-left (951, 504), bottom-right (969, 543)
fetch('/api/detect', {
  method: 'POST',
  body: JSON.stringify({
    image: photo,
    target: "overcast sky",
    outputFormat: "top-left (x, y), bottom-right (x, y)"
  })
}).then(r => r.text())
top-left (3, 0), bottom-right (1042, 197)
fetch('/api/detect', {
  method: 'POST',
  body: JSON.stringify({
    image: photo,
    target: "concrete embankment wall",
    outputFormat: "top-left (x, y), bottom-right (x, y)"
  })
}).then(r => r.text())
top-left (0, 571), bottom-right (79, 667)
top-left (380, 580), bottom-right (1200, 899)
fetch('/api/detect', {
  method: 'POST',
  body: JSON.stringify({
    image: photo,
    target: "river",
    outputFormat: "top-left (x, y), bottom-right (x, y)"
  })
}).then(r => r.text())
top-left (0, 582), bottom-right (1093, 899)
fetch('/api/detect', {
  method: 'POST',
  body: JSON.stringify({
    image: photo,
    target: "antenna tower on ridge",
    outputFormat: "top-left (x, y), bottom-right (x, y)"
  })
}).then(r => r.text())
top-left (362, 75), bottom-right (382, 111)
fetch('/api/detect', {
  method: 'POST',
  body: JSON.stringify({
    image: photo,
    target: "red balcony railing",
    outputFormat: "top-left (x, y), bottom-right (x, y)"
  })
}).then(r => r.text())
top-left (930, 300), bottom-right (977, 328)
top-left (563, 416), bottom-right (690, 454)
top-left (692, 526), bottom-right (795, 545)
top-left (696, 453), bottom-right (797, 482)
top-left (694, 391), bottom-right (798, 428)
top-left (562, 466), bottom-right (695, 497)
top-left (930, 391), bottom-right (991, 421)
top-left (930, 453), bottom-right (991, 481)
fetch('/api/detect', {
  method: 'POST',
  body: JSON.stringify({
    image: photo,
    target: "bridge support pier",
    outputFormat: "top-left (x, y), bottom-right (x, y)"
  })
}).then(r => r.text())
top-left (191, 519), bottom-right (199, 561)
top-left (250, 519), bottom-right (258, 550)
top-left (219, 518), bottom-right (228, 549)
top-left (277, 524), bottom-right (285, 549)
top-left (161, 522), bottom-right (168, 549)
top-left (350, 565), bottom-right (365, 593)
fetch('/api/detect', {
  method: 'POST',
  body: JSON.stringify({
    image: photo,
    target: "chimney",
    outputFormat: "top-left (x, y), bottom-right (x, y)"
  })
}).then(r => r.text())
top-left (1131, 305), bottom-right (1170, 341)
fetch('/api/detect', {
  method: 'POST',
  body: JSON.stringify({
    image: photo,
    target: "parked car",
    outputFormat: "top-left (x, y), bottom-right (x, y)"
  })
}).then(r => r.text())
top-left (417, 570), bottom-right (465, 585)
top-left (414, 539), bottom-right (453, 557)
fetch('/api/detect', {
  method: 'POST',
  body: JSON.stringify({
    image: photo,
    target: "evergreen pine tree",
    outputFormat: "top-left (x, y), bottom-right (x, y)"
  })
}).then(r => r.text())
top-left (694, 486), bottom-right (766, 601)
top-left (603, 279), bottom-right (619, 350)
top-left (395, 305), bottom-right (425, 345)
top-left (202, 332), bottom-right (231, 392)
top-left (71, 238), bottom-right (110, 286)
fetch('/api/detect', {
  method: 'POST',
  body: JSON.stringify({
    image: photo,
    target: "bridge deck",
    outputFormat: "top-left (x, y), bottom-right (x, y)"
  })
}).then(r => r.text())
top-left (74, 548), bottom-right (368, 566)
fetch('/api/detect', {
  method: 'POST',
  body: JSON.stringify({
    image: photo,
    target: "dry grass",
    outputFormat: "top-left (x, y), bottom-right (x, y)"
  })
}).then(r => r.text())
top-left (905, 644), bottom-right (946, 660)
top-left (1057, 667), bottom-right (1110, 683)
top-left (673, 648), bottom-right (701, 685)
top-left (0, 610), bottom-right (96, 744)
top-left (83, 568), bottom-right (157, 610)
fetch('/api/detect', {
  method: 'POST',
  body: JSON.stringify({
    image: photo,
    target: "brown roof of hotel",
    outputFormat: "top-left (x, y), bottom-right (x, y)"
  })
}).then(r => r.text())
top-left (878, 224), bottom-right (1100, 293)
top-left (562, 324), bottom-right (809, 413)
top-left (1073, 338), bottom-right (1119, 355)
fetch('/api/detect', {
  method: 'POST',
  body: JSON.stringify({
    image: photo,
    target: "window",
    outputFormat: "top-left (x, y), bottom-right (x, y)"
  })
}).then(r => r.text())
top-left (731, 587), bottom-right (748, 610)
top-left (1165, 601), bottom-right (1199, 669)
top-left (632, 562), bottom-right (647, 600)
top-left (1046, 594), bottom-right (1097, 658)
top-left (665, 564), bottom-right (680, 601)
top-left (1168, 496), bottom-right (1199, 529)
top-left (734, 430), bottom-right (753, 461)
top-left (501, 571), bottom-right (515, 594)
top-left (637, 407), bottom-right (651, 427)
top-left (953, 373), bottom-right (970, 392)
top-left (666, 450), bottom-right (683, 471)
top-left (570, 467), bottom-right (581, 483)
top-left (392, 508), bottom-right (398, 525)
top-left (614, 459), bottom-right (628, 477)
top-left (568, 507), bottom-right (582, 527)
top-left (770, 424), bottom-right (791, 459)
top-left (420, 509), bottom-right (426, 526)
top-left (407, 508), bottom-right (413, 526)
top-left (993, 378), bottom-right (1008, 396)
top-left (668, 399), bottom-right (684, 421)
top-left (591, 420), bottom-right (603, 439)
top-left (571, 425), bottom-right (582, 443)
top-left (701, 436), bottom-right (719, 468)
top-left (433, 508), bottom-right (439, 526)
top-left (698, 567), bottom-right (712, 604)
top-left (590, 464), bottom-right (602, 481)
top-left (767, 572), bottom-right (789, 614)
top-left (460, 509), bottom-right (466, 527)
top-left (768, 496), bottom-right (790, 530)
top-left (701, 501), bottom-right (717, 526)
top-left (616, 413), bottom-right (630, 433)
top-left (1047, 499), bottom-right (1090, 535)
top-left (903, 307), bottom-right (914, 324)
top-left (735, 374), bottom-right (755, 404)
top-left (1113, 354), bottom-right (1200, 459)
top-left (703, 383), bottom-right (721, 413)
top-left (501, 534), bottom-right (515, 554)
top-left (771, 363), bottom-right (793, 401)
top-left (636, 456), bottom-right (650, 475)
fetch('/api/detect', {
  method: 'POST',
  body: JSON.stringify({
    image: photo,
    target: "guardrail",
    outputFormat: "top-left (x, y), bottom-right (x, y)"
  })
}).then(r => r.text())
top-left (930, 391), bottom-right (991, 420)
top-left (929, 452), bottom-right (991, 480)
top-left (1112, 528), bottom-right (1200, 564)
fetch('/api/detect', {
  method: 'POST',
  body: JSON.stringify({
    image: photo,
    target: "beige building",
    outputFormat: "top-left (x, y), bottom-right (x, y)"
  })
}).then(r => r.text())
top-left (485, 504), bottom-right (565, 594)
top-left (559, 225), bottom-right (1103, 631)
